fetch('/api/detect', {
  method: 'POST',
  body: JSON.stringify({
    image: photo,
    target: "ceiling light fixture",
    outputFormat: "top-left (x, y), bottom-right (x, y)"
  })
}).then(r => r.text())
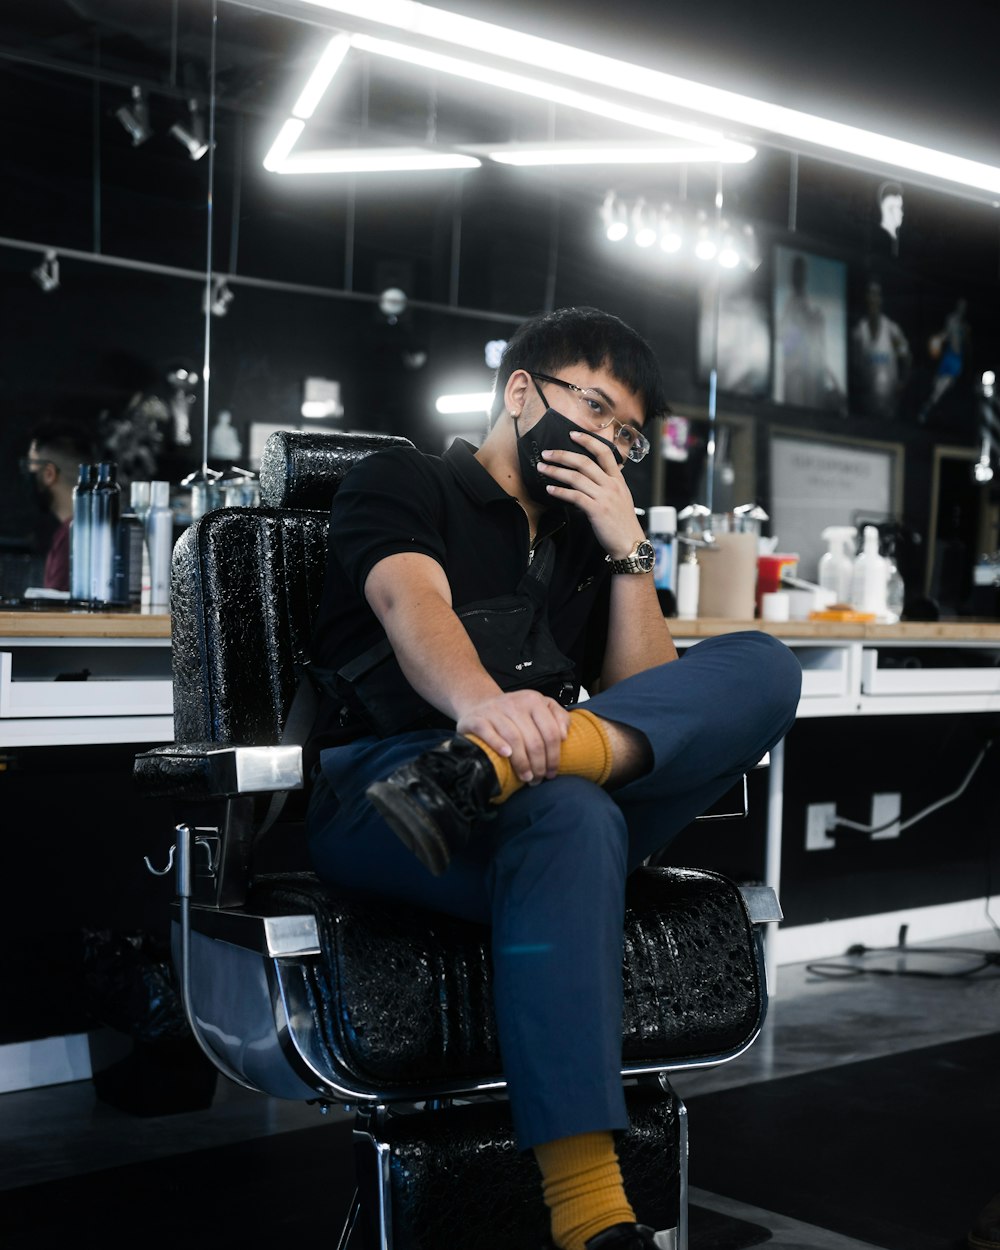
top-left (31, 250), bottom-right (60, 293)
top-left (284, 0), bottom-right (1000, 196)
top-left (292, 31), bottom-right (352, 118)
top-left (272, 147), bottom-right (480, 174)
top-left (350, 32), bottom-right (742, 148)
top-left (483, 142), bottom-right (753, 167)
top-left (170, 99), bottom-right (210, 160)
top-left (206, 277), bottom-right (234, 316)
top-left (658, 205), bottom-right (684, 254)
top-left (115, 85), bottom-right (152, 147)
top-left (631, 198), bottom-right (657, 248)
top-left (599, 191), bottom-right (628, 242)
top-left (261, 25), bottom-right (750, 176)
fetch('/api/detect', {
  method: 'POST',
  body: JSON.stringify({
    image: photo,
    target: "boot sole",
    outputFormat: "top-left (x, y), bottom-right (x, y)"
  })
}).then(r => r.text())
top-left (366, 780), bottom-right (452, 877)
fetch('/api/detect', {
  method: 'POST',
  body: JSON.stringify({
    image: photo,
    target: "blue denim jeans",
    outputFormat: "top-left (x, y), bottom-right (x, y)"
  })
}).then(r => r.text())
top-left (307, 630), bottom-right (801, 1148)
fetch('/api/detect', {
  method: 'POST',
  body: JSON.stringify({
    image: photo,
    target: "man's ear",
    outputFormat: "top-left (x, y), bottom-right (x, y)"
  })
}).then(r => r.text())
top-left (503, 369), bottom-right (532, 418)
top-left (41, 461), bottom-right (59, 487)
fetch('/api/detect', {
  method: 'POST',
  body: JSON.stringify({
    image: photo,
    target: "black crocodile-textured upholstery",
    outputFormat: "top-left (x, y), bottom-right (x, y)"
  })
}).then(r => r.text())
top-left (246, 865), bottom-right (762, 1090)
top-left (258, 428), bottom-right (414, 512)
top-left (374, 1083), bottom-right (680, 1250)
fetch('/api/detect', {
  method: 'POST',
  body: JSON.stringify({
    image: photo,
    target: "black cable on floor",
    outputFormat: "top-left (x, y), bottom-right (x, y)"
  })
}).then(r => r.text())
top-left (807, 943), bottom-right (1000, 980)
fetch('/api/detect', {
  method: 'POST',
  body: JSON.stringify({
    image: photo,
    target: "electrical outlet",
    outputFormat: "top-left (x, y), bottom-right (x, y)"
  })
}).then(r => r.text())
top-left (870, 792), bottom-right (902, 840)
top-left (806, 802), bottom-right (837, 851)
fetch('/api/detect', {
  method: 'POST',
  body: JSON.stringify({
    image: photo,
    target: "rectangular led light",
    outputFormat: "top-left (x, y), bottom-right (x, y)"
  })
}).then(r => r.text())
top-left (435, 391), bottom-right (493, 414)
top-left (275, 146), bottom-right (480, 173)
top-left (284, 0), bottom-right (1000, 195)
top-left (292, 31), bottom-right (352, 118)
top-left (485, 142), bottom-right (755, 167)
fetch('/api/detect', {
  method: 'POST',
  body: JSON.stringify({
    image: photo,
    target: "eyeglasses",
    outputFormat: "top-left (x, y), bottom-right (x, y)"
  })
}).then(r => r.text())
top-left (530, 372), bottom-right (650, 463)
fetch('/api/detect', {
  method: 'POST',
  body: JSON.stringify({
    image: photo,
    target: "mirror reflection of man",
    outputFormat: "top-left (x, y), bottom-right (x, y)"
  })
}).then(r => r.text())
top-left (22, 419), bottom-right (95, 591)
top-left (851, 281), bottom-right (911, 419)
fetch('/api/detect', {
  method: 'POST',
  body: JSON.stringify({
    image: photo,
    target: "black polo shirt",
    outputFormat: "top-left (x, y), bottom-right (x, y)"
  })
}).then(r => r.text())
top-left (308, 439), bottom-right (611, 745)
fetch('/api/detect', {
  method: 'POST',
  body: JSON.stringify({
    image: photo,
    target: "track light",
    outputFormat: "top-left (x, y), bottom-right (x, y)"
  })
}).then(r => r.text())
top-left (693, 209), bottom-right (718, 260)
top-left (116, 85), bottom-right (152, 146)
top-left (599, 191), bottom-right (628, 241)
top-left (31, 250), bottom-right (60, 293)
top-left (632, 198), bottom-right (657, 248)
top-left (205, 277), bottom-right (234, 317)
top-left (658, 204), bottom-right (683, 253)
top-left (717, 221), bottom-right (741, 268)
top-left (170, 99), bottom-right (209, 160)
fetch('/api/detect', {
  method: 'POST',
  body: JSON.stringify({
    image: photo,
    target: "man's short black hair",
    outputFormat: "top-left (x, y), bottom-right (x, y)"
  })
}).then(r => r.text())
top-left (490, 306), bottom-right (669, 425)
top-left (28, 418), bottom-right (95, 477)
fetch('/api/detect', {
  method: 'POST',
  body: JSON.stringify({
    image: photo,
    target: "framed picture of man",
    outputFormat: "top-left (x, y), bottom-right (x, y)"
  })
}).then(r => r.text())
top-left (772, 246), bottom-right (847, 413)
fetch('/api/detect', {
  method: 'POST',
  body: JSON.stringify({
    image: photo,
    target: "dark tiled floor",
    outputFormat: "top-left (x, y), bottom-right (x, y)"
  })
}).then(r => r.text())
top-left (2, 930), bottom-right (999, 1248)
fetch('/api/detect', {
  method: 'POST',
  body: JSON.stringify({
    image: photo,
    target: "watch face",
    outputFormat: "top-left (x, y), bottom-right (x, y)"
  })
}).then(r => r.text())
top-left (635, 540), bottom-right (656, 572)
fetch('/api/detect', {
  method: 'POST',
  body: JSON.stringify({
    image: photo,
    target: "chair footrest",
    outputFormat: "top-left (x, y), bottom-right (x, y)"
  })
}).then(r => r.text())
top-left (356, 1082), bottom-right (682, 1250)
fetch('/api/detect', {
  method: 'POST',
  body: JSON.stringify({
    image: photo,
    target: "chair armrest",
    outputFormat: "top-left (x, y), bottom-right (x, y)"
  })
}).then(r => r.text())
top-left (135, 742), bottom-right (303, 800)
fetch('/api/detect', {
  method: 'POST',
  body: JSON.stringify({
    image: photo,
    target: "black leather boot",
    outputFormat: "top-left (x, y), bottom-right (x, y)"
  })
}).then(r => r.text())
top-left (583, 1225), bottom-right (659, 1249)
top-left (366, 736), bottom-right (500, 875)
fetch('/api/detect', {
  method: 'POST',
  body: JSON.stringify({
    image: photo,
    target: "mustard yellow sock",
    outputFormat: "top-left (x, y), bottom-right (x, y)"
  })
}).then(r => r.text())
top-left (533, 1131), bottom-right (636, 1250)
top-left (467, 706), bottom-right (614, 805)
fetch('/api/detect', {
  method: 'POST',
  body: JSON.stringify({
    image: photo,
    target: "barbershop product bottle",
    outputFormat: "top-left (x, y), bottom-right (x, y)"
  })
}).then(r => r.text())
top-left (818, 525), bottom-right (856, 605)
top-left (850, 524), bottom-right (888, 618)
top-left (89, 461), bottom-right (121, 603)
top-left (676, 544), bottom-right (700, 618)
top-left (647, 505), bottom-right (678, 616)
top-left (146, 480), bottom-right (175, 610)
top-left (113, 512), bottom-right (144, 606)
top-left (70, 463), bottom-right (95, 601)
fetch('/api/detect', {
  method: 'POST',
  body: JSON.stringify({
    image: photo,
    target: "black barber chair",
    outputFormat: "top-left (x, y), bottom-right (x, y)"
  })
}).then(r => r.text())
top-left (135, 430), bottom-right (781, 1250)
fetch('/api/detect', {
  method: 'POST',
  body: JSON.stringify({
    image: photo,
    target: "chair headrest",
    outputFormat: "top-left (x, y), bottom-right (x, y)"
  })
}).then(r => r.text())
top-left (258, 429), bottom-right (416, 511)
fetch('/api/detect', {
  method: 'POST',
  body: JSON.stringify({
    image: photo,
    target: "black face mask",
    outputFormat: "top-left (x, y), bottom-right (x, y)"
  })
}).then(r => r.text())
top-left (515, 406), bottom-right (623, 505)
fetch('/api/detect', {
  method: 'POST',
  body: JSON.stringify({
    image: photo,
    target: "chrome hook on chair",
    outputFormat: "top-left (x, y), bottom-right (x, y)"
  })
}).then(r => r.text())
top-left (144, 844), bottom-right (176, 876)
top-left (143, 834), bottom-right (218, 877)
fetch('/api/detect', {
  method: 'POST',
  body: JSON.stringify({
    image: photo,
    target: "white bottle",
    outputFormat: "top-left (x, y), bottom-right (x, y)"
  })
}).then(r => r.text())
top-left (676, 545), bottom-right (700, 618)
top-left (850, 525), bottom-right (888, 618)
top-left (146, 480), bottom-right (175, 610)
top-left (818, 525), bottom-right (856, 605)
top-left (647, 505), bottom-right (678, 613)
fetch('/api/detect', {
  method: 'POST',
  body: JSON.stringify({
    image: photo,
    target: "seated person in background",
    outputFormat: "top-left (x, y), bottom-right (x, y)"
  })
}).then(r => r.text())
top-left (22, 419), bottom-right (95, 592)
top-left (306, 306), bottom-right (802, 1250)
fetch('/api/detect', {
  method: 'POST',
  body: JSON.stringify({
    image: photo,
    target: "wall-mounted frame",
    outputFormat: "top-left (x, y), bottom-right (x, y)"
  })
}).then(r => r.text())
top-left (771, 245), bottom-right (847, 413)
top-left (924, 443), bottom-right (990, 604)
top-left (767, 426), bottom-right (904, 580)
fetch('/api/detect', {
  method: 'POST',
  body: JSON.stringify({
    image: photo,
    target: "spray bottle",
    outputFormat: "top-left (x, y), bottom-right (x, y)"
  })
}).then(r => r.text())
top-left (850, 524), bottom-right (888, 618)
top-left (818, 525), bottom-right (856, 605)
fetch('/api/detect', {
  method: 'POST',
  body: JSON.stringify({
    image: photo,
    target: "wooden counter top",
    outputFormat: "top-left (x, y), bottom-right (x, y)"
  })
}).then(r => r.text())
top-left (0, 608), bottom-right (171, 640)
top-left (671, 617), bottom-right (1000, 642)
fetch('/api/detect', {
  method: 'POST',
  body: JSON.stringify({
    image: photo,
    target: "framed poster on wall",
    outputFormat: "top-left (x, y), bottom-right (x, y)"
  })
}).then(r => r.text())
top-left (772, 245), bottom-right (847, 413)
top-left (768, 428), bottom-right (904, 581)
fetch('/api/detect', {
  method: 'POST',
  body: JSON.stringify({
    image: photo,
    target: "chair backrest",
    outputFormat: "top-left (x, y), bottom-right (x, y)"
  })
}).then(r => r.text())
top-left (170, 430), bottom-right (413, 746)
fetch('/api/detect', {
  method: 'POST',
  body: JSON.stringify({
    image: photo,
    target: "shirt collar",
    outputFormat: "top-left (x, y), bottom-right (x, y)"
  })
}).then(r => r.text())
top-left (443, 438), bottom-right (568, 539)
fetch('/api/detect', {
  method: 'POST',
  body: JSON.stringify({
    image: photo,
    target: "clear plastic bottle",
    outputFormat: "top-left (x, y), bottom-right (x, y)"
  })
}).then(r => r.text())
top-left (818, 525), bottom-right (856, 605)
top-left (70, 463), bottom-right (95, 602)
top-left (676, 544), bottom-right (700, 618)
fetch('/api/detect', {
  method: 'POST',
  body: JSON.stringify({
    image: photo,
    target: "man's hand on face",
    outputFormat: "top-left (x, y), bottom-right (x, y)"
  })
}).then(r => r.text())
top-left (534, 428), bottom-right (645, 559)
top-left (456, 689), bottom-right (571, 786)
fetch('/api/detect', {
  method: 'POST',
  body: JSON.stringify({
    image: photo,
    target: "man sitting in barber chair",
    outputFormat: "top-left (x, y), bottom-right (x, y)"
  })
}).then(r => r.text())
top-left (306, 306), bottom-right (801, 1250)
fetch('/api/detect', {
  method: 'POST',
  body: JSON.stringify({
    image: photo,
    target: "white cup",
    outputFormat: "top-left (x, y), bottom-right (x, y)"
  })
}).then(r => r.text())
top-left (760, 591), bottom-right (791, 622)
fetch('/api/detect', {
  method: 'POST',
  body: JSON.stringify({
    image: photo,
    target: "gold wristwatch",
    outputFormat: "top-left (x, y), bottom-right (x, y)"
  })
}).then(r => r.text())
top-left (605, 538), bottom-right (656, 574)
